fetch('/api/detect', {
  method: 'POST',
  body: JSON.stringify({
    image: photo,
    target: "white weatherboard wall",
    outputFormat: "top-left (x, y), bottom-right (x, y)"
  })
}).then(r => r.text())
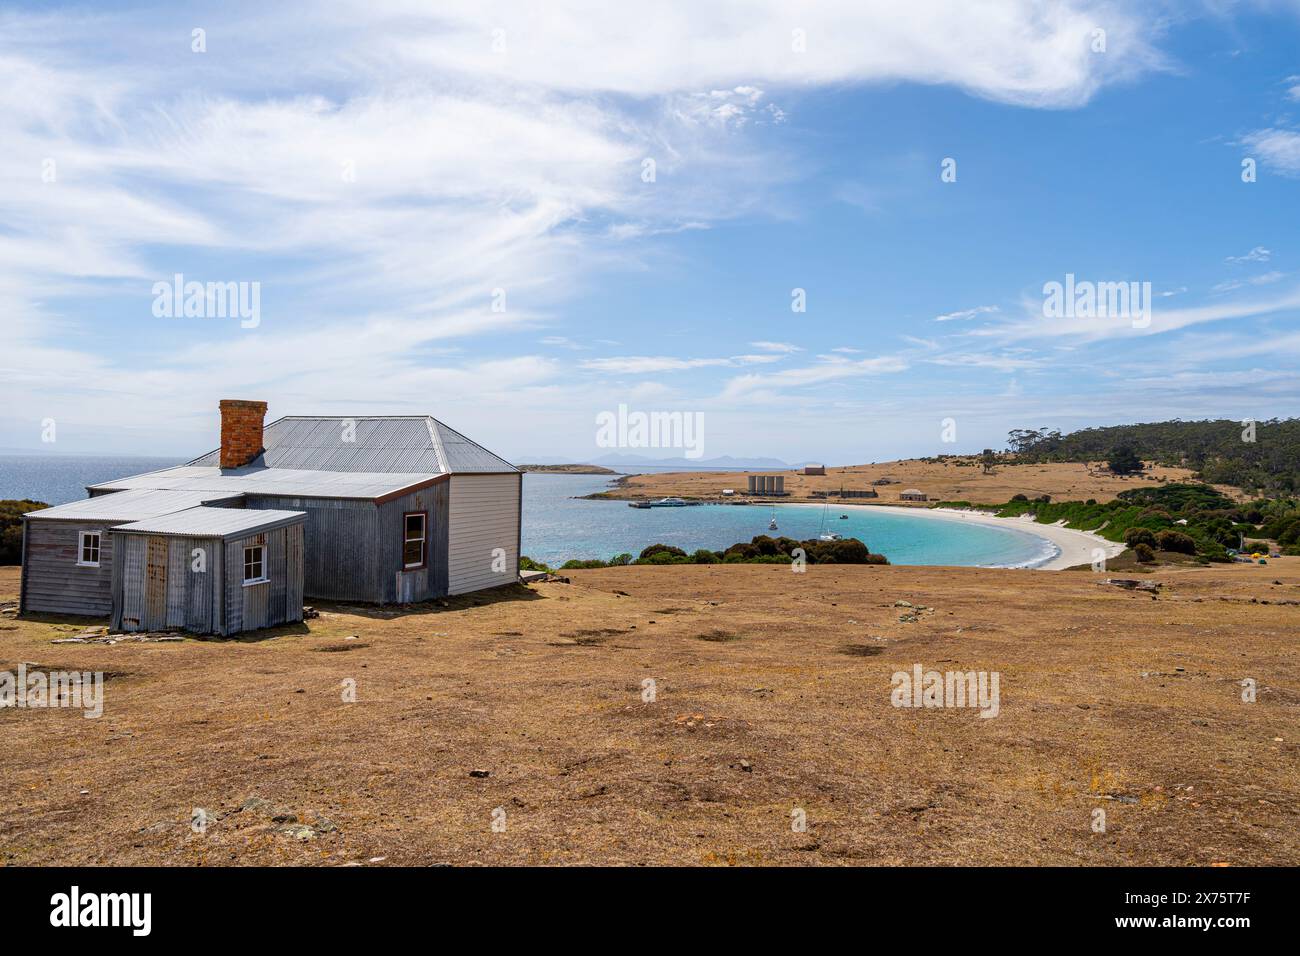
top-left (447, 474), bottom-right (520, 595)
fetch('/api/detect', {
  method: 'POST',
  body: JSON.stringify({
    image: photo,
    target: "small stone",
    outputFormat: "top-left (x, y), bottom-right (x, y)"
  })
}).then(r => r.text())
top-left (469, 769), bottom-right (491, 778)
top-left (739, 760), bottom-right (752, 773)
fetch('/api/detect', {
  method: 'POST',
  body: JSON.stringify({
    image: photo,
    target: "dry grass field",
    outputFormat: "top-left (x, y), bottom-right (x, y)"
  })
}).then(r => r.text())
top-left (599, 457), bottom-right (1243, 506)
top-left (1, 559), bottom-right (1296, 867)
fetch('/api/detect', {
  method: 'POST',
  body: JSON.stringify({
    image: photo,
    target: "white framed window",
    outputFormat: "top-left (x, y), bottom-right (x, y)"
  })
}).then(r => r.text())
top-left (243, 544), bottom-right (267, 585)
top-left (403, 511), bottom-right (427, 569)
top-left (77, 531), bottom-right (101, 567)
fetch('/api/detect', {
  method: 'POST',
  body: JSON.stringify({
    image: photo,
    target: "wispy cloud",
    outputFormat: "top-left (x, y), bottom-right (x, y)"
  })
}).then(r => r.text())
top-left (1241, 128), bottom-right (1300, 176)
top-left (1225, 245), bottom-right (1271, 264)
top-left (935, 305), bottom-right (1000, 322)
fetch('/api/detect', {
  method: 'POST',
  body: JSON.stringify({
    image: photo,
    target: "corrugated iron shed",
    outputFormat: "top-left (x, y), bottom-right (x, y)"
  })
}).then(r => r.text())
top-left (114, 507), bottom-right (306, 539)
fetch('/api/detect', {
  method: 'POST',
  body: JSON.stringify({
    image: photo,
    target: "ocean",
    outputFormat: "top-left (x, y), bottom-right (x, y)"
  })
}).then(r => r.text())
top-left (0, 457), bottom-right (1055, 569)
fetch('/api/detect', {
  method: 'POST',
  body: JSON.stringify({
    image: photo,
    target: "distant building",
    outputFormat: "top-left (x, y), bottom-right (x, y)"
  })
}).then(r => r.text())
top-left (899, 489), bottom-right (928, 502)
top-left (803, 464), bottom-right (826, 476)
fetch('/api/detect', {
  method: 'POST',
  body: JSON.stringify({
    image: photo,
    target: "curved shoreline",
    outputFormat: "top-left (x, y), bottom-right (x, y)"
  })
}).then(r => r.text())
top-left (853, 504), bottom-right (1125, 571)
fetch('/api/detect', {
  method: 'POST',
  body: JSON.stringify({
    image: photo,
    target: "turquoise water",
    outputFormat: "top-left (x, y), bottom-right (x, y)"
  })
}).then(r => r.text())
top-left (521, 474), bottom-right (1057, 569)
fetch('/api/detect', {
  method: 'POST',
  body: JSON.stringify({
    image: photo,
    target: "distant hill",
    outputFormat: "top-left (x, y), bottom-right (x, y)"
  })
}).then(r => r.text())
top-left (590, 453), bottom-right (794, 471)
top-left (1009, 419), bottom-right (1300, 494)
top-left (517, 464), bottom-right (617, 474)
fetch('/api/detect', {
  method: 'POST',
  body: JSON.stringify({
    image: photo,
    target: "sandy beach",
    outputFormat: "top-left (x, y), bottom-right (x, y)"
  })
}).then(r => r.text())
top-left (866, 504), bottom-right (1126, 571)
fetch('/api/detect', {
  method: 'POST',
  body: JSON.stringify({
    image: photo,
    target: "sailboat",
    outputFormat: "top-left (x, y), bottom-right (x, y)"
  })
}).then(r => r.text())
top-left (768, 508), bottom-right (779, 531)
top-left (817, 500), bottom-right (842, 541)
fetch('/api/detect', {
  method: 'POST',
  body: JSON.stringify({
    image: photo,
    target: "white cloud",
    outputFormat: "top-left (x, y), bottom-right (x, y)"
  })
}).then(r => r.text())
top-left (748, 341), bottom-right (803, 353)
top-left (0, 0), bottom-right (1177, 450)
top-left (935, 305), bottom-right (1000, 322)
top-left (1225, 245), bottom-right (1271, 263)
top-left (1211, 271), bottom-right (1285, 293)
top-left (720, 354), bottom-right (908, 400)
top-left (580, 356), bottom-right (735, 374)
top-left (1241, 128), bottom-right (1300, 176)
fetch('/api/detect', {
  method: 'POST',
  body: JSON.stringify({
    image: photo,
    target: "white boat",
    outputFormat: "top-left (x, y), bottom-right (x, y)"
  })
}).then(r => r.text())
top-left (656, 497), bottom-right (688, 507)
top-left (768, 510), bottom-right (778, 531)
top-left (817, 500), bottom-right (843, 541)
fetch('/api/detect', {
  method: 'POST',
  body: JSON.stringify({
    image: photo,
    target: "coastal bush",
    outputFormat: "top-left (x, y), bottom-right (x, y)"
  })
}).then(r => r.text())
top-left (1155, 530), bottom-right (1196, 554)
top-left (519, 555), bottom-right (551, 572)
top-left (0, 500), bottom-right (46, 566)
top-left (1134, 543), bottom-right (1155, 563)
top-left (638, 543), bottom-right (687, 560)
top-left (550, 537), bottom-right (888, 570)
top-left (1123, 527), bottom-right (1156, 548)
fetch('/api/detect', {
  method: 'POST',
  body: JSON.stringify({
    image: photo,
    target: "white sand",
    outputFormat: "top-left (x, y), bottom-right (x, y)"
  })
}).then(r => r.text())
top-left (859, 505), bottom-right (1126, 571)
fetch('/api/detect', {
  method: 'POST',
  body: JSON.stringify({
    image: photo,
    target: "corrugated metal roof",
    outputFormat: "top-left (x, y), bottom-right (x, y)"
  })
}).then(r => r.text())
top-left (115, 507), bottom-right (306, 539)
top-left (24, 489), bottom-right (244, 522)
top-left (186, 416), bottom-right (516, 474)
top-left (88, 466), bottom-right (441, 500)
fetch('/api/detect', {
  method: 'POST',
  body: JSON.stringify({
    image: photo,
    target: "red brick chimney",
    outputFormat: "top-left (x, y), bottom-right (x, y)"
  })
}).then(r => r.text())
top-left (219, 399), bottom-right (267, 469)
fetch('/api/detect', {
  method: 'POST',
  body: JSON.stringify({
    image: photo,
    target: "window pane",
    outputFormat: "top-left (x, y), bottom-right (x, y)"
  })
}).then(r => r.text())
top-left (404, 540), bottom-right (423, 565)
top-left (244, 546), bottom-right (264, 581)
top-left (406, 514), bottom-right (423, 538)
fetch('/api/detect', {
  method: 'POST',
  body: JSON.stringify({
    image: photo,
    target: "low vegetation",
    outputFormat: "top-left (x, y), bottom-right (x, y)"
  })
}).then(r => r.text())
top-left (935, 483), bottom-right (1299, 561)
top-left (0, 499), bottom-right (46, 565)
top-left (525, 536), bottom-right (890, 571)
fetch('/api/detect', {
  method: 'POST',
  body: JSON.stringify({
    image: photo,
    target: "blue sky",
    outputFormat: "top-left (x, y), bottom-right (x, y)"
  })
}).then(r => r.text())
top-left (3, 1), bottom-right (1299, 463)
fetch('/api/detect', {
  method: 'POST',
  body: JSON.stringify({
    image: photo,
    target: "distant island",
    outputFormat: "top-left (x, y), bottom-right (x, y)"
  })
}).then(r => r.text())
top-left (517, 463), bottom-right (618, 474)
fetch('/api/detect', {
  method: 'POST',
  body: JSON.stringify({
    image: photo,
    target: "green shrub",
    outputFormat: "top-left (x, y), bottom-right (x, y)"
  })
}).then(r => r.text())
top-left (1123, 527), bottom-right (1156, 548)
top-left (1155, 529), bottom-right (1196, 554)
top-left (1134, 543), bottom-right (1155, 563)
top-left (638, 543), bottom-right (687, 560)
top-left (0, 500), bottom-right (47, 566)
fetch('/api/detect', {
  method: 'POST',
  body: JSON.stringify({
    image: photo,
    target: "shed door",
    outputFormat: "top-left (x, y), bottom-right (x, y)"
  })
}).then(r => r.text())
top-left (144, 535), bottom-right (168, 630)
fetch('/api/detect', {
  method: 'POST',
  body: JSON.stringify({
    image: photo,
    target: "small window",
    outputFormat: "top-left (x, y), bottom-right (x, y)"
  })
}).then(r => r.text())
top-left (77, 531), bottom-right (101, 567)
top-left (403, 512), bottom-right (427, 569)
top-left (243, 545), bottom-right (266, 585)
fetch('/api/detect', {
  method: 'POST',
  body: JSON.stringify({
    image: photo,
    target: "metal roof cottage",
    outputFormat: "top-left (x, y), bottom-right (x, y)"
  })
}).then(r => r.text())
top-left (20, 400), bottom-right (522, 633)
